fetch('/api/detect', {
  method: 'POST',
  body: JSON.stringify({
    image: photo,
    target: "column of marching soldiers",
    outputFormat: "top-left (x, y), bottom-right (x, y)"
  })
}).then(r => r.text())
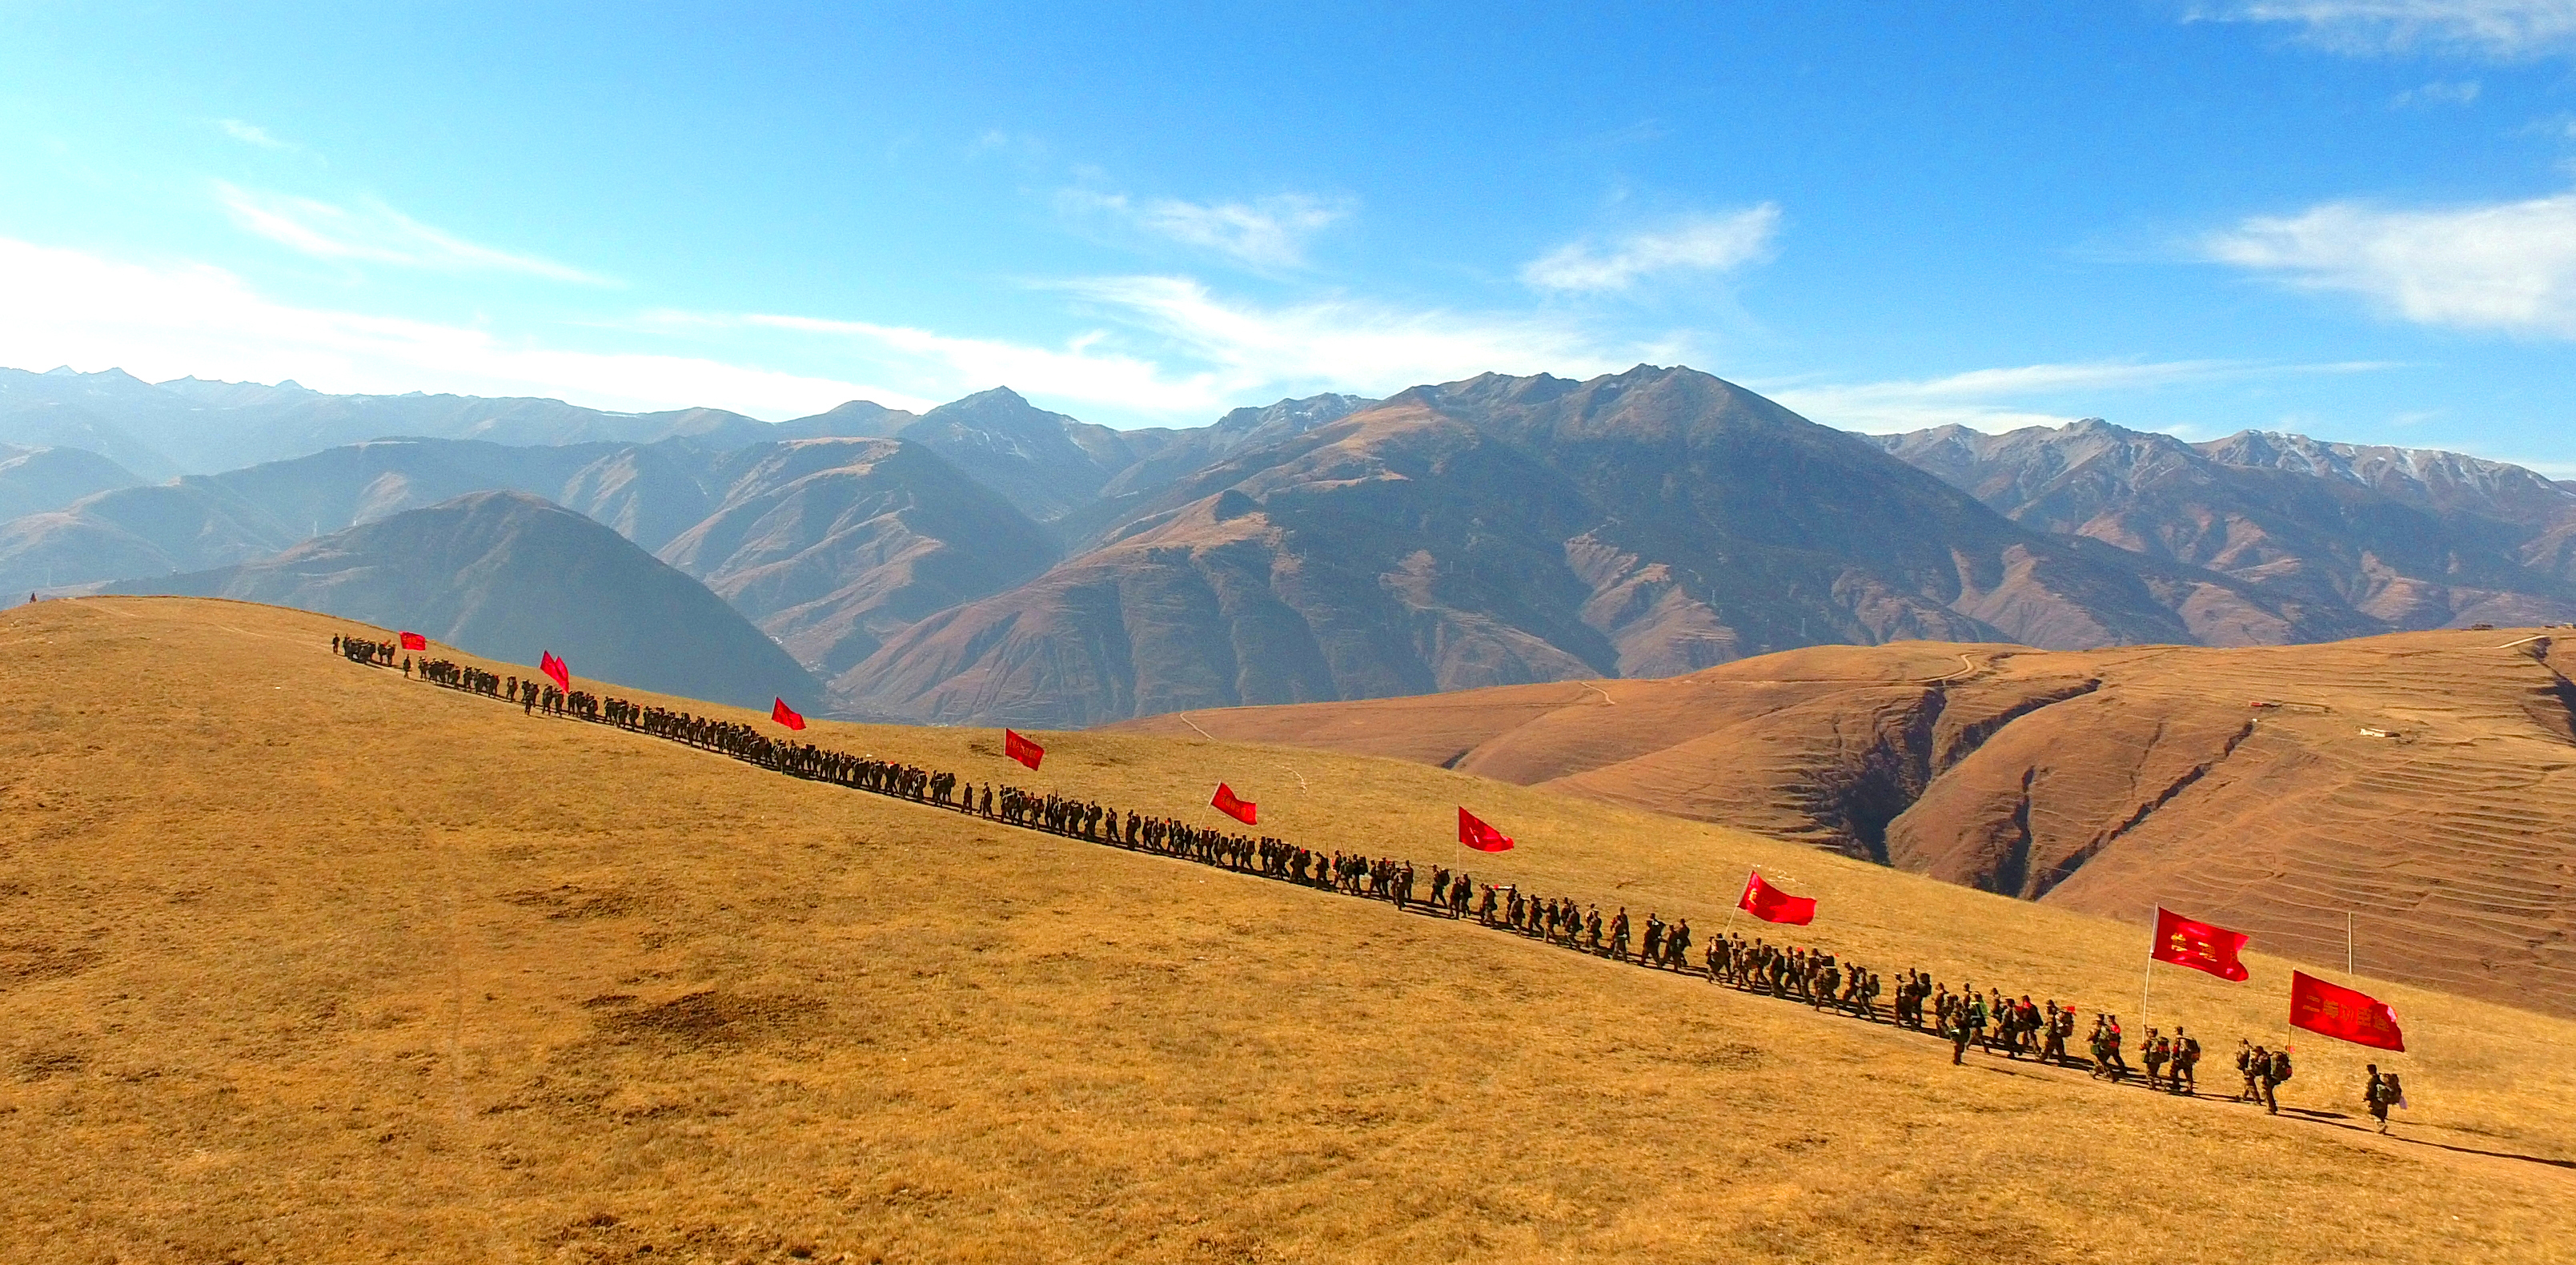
top-left (337, 631), bottom-right (2315, 1114)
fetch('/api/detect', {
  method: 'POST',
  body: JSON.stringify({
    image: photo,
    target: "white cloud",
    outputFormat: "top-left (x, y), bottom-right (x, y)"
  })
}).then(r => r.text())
top-left (2195, 1), bottom-right (2576, 55)
top-left (720, 275), bottom-right (1672, 420)
top-left (1520, 205), bottom-right (1782, 293)
top-left (2391, 78), bottom-right (2483, 104)
top-left (0, 238), bottom-right (909, 418)
top-left (215, 183), bottom-right (615, 285)
top-left (1061, 191), bottom-right (1353, 269)
top-left (1764, 359), bottom-right (2392, 434)
top-left (2205, 191), bottom-right (2576, 335)
top-left (217, 119), bottom-right (299, 151)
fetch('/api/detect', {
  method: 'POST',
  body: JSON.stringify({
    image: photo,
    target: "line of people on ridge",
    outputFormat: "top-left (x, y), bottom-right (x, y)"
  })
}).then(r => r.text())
top-left (342, 630), bottom-right (2394, 1125)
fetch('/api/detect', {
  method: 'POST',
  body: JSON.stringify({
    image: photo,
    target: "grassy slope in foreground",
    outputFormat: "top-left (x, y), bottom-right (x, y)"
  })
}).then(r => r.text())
top-left (2, 596), bottom-right (2570, 1264)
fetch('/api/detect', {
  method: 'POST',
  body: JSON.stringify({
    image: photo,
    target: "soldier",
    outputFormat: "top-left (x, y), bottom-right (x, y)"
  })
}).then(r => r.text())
top-left (1641, 912), bottom-right (1665, 965)
top-left (1584, 905), bottom-right (1603, 951)
top-left (2171, 1026), bottom-right (2200, 1095)
top-left (1948, 1005), bottom-right (1975, 1066)
top-left (2237, 1042), bottom-right (2263, 1102)
top-left (2365, 1065), bottom-right (2392, 1132)
top-left (1609, 908), bottom-right (1631, 960)
top-left (2261, 1046), bottom-right (2291, 1114)
top-left (2142, 1029), bottom-right (2169, 1090)
top-left (1667, 918), bottom-right (1691, 971)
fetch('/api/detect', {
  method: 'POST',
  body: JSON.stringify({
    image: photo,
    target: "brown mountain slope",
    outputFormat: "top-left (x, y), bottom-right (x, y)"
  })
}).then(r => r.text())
top-left (103, 491), bottom-right (822, 711)
top-left (1111, 628), bottom-right (2576, 1015)
top-left (6, 596), bottom-right (2576, 1261)
top-left (836, 367), bottom-right (2324, 726)
top-left (652, 438), bottom-right (1057, 677)
top-left (1872, 420), bottom-right (2576, 629)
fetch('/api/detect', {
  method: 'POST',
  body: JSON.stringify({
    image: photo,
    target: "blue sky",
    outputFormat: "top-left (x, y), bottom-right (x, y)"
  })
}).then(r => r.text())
top-left (6, 2), bottom-right (2576, 467)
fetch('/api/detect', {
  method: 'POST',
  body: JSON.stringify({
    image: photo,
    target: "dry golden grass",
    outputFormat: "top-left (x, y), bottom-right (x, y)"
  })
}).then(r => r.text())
top-left (1112, 632), bottom-right (2576, 1015)
top-left (3, 596), bottom-right (2573, 1264)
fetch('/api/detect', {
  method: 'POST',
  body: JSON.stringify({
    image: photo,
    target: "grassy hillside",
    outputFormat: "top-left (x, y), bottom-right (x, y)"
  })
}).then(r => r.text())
top-left (3, 596), bottom-right (2571, 1263)
top-left (1112, 632), bottom-right (2576, 1016)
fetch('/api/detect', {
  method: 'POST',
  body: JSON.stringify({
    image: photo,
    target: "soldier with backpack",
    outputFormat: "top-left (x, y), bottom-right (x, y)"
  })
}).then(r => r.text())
top-left (2171, 1027), bottom-right (2201, 1095)
top-left (2365, 1065), bottom-right (2396, 1133)
top-left (2261, 1046), bottom-right (2293, 1114)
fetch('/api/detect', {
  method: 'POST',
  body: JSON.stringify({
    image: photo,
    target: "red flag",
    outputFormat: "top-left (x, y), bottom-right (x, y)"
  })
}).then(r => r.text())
top-left (1459, 806), bottom-right (1515, 852)
top-left (399, 631), bottom-right (426, 651)
top-left (2151, 906), bottom-right (2251, 982)
top-left (1212, 782), bottom-right (1257, 825)
top-left (539, 651), bottom-right (571, 693)
top-left (1739, 869), bottom-right (1816, 926)
top-left (771, 697), bottom-right (805, 730)
top-left (1005, 729), bottom-right (1044, 770)
top-left (2289, 970), bottom-right (2405, 1051)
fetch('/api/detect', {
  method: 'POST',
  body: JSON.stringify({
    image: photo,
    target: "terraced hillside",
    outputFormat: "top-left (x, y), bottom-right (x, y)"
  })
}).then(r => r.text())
top-left (5, 597), bottom-right (2573, 1263)
top-left (1113, 631), bottom-right (2576, 1016)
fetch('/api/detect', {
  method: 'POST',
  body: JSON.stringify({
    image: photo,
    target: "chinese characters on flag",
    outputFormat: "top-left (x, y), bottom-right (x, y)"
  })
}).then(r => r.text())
top-left (1458, 807), bottom-right (1515, 852)
top-left (2150, 906), bottom-right (2251, 982)
top-left (1738, 869), bottom-right (1817, 926)
top-left (2289, 970), bottom-right (2405, 1051)
top-left (1211, 782), bottom-right (1257, 825)
top-left (1004, 729), bottom-right (1044, 770)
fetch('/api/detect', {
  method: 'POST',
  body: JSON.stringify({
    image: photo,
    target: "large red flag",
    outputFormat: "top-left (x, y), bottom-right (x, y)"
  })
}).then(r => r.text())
top-left (2150, 906), bottom-right (2251, 982)
top-left (1739, 869), bottom-right (1817, 926)
top-left (1459, 807), bottom-right (1515, 852)
top-left (1005, 729), bottom-right (1044, 770)
top-left (399, 631), bottom-right (426, 651)
top-left (1212, 782), bottom-right (1257, 825)
top-left (771, 697), bottom-right (806, 730)
top-left (539, 651), bottom-right (571, 693)
top-left (2289, 970), bottom-right (2405, 1051)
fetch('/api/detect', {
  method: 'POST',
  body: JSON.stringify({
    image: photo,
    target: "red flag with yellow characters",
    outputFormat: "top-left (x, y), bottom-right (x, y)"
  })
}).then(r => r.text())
top-left (2150, 906), bottom-right (2251, 982)
top-left (2289, 970), bottom-right (2405, 1051)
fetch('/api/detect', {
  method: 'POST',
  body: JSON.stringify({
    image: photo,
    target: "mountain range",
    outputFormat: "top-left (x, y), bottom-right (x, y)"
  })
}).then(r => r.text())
top-left (102, 490), bottom-right (820, 711)
top-left (15, 362), bottom-right (2576, 728)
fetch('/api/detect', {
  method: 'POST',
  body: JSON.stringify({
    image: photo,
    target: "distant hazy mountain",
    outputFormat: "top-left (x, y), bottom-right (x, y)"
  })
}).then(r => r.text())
top-left (832, 367), bottom-right (2312, 726)
top-left (0, 437), bottom-right (712, 595)
top-left (1050, 392), bottom-right (1375, 549)
top-left (0, 444), bottom-right (142, 521)
top-left (105, 491), bottom-right (820, 710)
top-left (654, 438), bottom-right (1057, 676)
top-left (3, 432), bottom-right (1069, 688)
top-left (0, 366), bottom-right (785, 474)
top-left (889, 387), bottom-right (1178, 524)
top-left (1872, 420), bottom-right (2576, 629)
top-left (775, 399), bottom-right (917, 440)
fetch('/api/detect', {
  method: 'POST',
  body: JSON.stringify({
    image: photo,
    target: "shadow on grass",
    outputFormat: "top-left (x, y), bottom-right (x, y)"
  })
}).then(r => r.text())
top-left (2285, 1108), bottom-right (2576, 1171)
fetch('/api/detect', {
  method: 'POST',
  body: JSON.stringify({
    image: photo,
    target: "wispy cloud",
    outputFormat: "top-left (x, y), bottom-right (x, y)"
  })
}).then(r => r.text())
top-left (2205, 190), bottom-right (2576, 335)
top-left (716, 275), bottom-right (1673, 420)
top-left (1060, 191), bottom-right (1354, 270)
top-left (215, 183), bottom-right (616, 285)
top-left (2193, 1), bottom-right (2576, 56)
top-left (2391, 77), bottom-right (2483, 104)
top-left (0, 238), bottom-right (897, 417)
top-left (217, 119), bottom-right (301, 152)
top-left (1763, 359), bottom-right (2393, 433)
top-left (1520, 205), bottom-right (1781, 293)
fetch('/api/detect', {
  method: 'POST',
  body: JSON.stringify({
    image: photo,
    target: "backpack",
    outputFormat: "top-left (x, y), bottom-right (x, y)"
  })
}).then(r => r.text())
top-left (2271, 1051), bottom-right (2293, 1082)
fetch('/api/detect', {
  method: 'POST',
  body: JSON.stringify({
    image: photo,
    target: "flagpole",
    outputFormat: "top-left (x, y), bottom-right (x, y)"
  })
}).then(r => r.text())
top-left (2139, 902), bottom-right (2159, 1034)
top-left (2347, 911), bottom-right (2355, 976)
